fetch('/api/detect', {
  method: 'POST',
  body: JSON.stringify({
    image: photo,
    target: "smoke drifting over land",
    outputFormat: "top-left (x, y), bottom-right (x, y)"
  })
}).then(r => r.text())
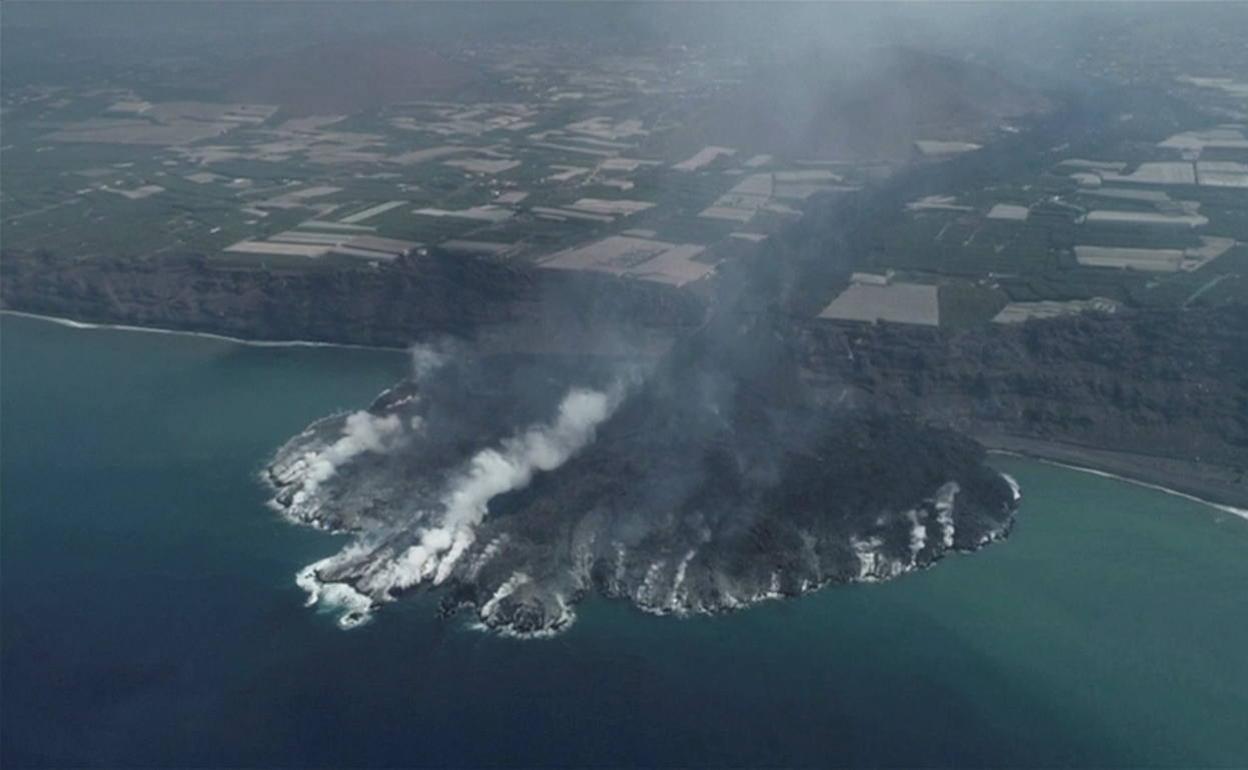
top-left (249, 3), bottom-right (1033, 635)
top-left (269, 316), bottom-right (1018, 635)
top-left (96, 2), bottom-right (1078, 636)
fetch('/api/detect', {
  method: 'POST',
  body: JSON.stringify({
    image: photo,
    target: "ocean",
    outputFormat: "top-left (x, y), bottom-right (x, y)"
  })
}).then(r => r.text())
top-left (3, 313), bottom-right (1246, 767)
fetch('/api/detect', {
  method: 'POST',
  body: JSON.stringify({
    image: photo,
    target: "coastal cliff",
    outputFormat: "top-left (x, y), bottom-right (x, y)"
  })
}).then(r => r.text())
top-left (798, 306), bottom-right (1248, 507)
top-left (0, 250), bottom-right (706, 355)
top-left (5, 247), bottom-right (1245, 507)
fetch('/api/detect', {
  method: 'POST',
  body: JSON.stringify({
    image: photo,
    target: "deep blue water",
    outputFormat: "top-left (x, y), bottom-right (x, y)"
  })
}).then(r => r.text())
top-left (3, 314), bottom-right (1247, 767)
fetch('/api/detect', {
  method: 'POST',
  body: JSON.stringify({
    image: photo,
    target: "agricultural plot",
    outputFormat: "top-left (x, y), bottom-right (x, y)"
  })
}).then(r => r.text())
top-left (673, 146), bottom-right (736, 172)
top-left (0, 50), bottom-right (880, 293)
top-left (818, 281), bottom-right (941, 326)
top-left (540, 235), bottom-right (713, 286)
top-left (44, 101), bottom-right (278, 146)
top-left (992, 297), bottom-right (1121, 323)
top-left (1196, 161), bottom-right (1248, 188)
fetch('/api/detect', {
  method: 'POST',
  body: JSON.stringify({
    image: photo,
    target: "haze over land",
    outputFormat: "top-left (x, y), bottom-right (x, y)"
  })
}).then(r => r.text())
top-left (2, 2), bottom-right (1246, 636)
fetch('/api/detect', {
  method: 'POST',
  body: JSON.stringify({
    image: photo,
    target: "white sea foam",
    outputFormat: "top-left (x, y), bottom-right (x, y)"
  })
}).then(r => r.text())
top-left (1053, 462), bottom-right (1248, 521)
top-left (991, 451), bottom-right (1248, 523)
top-left (296, 556), bottom-right (376, 629)
top-left (2, 309), bottom-right (396, 350)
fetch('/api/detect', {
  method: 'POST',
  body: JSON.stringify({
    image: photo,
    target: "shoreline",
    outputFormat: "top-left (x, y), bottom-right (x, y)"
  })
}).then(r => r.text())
top-left (8, 308), bottom-right (1245, 520)
top-left (985, 438), bottom-right (1248, 521)
top-left (0, 309), bottom-right (405, 352)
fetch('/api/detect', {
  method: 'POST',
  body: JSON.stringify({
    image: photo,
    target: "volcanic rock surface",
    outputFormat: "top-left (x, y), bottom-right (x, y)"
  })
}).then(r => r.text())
top-left (267, 321), bottom-right (1020, 636)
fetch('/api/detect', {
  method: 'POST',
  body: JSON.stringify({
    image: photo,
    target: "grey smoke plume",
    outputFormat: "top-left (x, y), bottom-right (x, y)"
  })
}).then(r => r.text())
top-left (270, 337), bottom-right (1018, 636)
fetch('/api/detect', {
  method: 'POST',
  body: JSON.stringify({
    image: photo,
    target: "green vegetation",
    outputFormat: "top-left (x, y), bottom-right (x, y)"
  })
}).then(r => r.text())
top-left (938, 281), bottom-right (1009, 329)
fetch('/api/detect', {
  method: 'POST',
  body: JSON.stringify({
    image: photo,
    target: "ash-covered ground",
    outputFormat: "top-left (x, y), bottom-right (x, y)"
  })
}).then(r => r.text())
top-left (266, 316), bottom-right (1020, 637)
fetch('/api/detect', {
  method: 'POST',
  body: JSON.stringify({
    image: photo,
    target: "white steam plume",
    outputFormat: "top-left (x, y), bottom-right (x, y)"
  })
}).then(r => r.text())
top-left (280, 342), bottom-right (450, 502)
top-left (362, 383), bottom-right (625, 593)
top-left (290, 410), bottom-right (405, 500)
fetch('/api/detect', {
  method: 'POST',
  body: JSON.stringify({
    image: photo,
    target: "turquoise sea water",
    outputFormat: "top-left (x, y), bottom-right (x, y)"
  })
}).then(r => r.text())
top-left (3, 313), bottom-right (1246, 768)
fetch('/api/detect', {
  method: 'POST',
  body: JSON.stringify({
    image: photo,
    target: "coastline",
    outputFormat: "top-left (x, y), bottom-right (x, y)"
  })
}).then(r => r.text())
top-left (983, 435), bottom-right (1248, 520)
top-left (0, 309), bottom-right (405, 352)
top-left (7, 308), bottom-right (1245, 520)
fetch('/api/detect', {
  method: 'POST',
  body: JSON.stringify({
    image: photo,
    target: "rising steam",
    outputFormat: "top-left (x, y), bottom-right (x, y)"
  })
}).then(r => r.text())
top-left (288, 379), bottom-right (627, 628)
top-left (367, 384), bottom-right (625, 593)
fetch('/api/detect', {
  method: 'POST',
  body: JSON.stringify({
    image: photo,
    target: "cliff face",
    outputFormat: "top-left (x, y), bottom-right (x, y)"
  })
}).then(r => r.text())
top-left (798, 306), bottom-right (1248, 472)
top-left (7, 247), bottom-right (1244, 478)
top-left (0, 251), bottom-right (706, 354)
